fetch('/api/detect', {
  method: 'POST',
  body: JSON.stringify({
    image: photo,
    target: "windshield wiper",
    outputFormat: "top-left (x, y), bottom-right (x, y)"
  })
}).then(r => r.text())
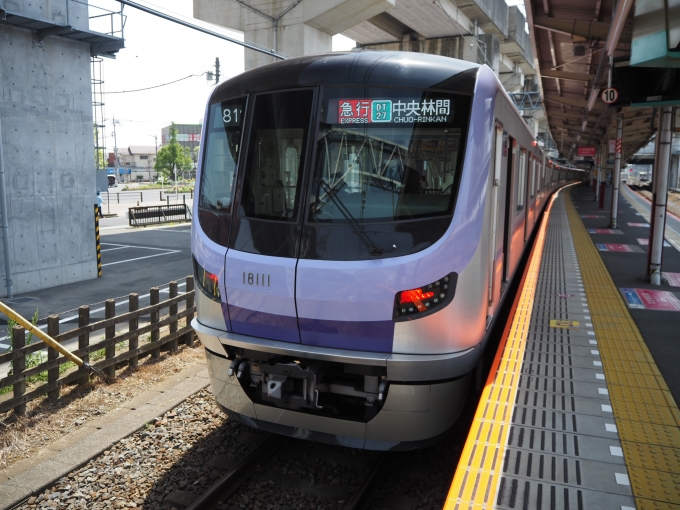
top-left (318, 179), bottom-right (395, 257)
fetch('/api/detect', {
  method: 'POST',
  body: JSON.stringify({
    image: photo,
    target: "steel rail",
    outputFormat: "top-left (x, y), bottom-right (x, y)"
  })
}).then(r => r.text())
top-left (184, 433), bottom-right (390, 510)
top-left (185, 434), bottom-right (281, 510)
top-left (344, 454), bottom-right (389, 510)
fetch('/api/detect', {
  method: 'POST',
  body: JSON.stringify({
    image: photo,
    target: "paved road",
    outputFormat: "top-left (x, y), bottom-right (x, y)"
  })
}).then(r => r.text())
top-left (0, 221), bottom-right (193, 354)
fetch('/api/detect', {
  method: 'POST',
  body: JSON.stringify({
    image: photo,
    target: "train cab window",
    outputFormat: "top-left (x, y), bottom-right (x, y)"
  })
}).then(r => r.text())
top-left (309, 88), bottom-right (470, 223)
top-left (198, 97), bottom-right (246, 245)
top-left (516, 148), bottom-right (527, 211)
top-left (199, 98), bottom-right (245, 213)
top-left (239, 90), bottom-right (314, 222)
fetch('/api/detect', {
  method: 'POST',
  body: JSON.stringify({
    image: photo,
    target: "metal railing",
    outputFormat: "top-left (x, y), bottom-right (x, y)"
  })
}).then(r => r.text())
top-left (129, 204), bottom-right (192, 226)
top-left (0, 277), bottom-right (195, 415)
top-left (104, 190), bottom-right (193, 204)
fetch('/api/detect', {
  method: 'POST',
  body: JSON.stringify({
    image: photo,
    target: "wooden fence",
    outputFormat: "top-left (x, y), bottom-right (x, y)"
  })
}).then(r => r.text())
top-left (0, 276), bottom-right (196, 416)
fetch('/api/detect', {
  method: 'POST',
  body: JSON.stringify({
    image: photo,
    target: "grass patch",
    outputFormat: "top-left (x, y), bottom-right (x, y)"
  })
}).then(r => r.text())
top-left (121, 182), bottom-right (195, 192)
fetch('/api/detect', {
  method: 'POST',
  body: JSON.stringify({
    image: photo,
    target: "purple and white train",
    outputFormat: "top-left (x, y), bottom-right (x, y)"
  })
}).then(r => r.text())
top-left (191, 50), bottom-right (580, 450)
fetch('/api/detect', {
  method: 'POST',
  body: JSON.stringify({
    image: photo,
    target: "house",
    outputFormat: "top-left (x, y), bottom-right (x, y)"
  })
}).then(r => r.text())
top-left (114, 146), bottom-right (158, 182)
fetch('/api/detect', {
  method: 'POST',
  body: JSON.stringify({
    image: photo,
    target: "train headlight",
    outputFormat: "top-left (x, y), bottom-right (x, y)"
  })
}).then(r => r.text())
top-left (394, 273), bottom-right (457, 320)
top-left (193, 256), bottom-right (221, 301)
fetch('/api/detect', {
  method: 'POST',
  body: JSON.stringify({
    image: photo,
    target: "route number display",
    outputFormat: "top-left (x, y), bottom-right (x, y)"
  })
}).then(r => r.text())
top-left (601, 88), bottom-right (619, 104)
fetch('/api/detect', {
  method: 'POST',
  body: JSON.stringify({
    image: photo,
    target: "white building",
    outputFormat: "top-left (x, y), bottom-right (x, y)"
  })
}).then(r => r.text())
top-left (115, 146), bottom-right (158, 182)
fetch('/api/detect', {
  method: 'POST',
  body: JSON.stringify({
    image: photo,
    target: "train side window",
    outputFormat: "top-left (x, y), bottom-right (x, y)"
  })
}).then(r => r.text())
top-left (240, 89), bottom-right (314, 222)
top-left (516, 148), bottom-right (527, 211)
top-left (530, 157), bottom-right (536, 198)
top-left (199, 97), bottom-right (246, 213)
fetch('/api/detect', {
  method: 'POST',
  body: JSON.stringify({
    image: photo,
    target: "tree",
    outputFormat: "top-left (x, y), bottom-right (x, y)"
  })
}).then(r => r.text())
top-left (94, 125), bottom-right (106, 170)
top-left (154, 123), bottom-right (193, 181)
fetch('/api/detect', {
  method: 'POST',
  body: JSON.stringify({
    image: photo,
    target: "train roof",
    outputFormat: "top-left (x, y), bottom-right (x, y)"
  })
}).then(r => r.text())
top-left (210, 50), bottom-right (481, 103)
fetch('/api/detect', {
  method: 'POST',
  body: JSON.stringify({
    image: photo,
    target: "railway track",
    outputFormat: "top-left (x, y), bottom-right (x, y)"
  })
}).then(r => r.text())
top-left (165, 434), bottom-right (389, 510)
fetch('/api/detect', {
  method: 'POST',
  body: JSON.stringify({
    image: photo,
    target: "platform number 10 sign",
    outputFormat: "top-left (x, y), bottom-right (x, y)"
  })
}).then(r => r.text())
top-left (601, 88), bottom-right (619, 104)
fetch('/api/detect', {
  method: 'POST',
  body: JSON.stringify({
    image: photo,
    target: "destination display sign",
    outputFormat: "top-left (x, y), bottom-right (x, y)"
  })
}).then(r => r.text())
top-left (335, 98), bottom-right (452, 124)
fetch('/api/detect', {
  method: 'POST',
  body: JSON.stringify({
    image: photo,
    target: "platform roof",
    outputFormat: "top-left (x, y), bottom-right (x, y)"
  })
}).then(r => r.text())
top-left (524, 0), bottom-right (657, 163)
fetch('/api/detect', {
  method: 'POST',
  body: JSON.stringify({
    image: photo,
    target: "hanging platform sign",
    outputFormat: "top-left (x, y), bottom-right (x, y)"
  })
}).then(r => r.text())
top-left (601, 88), bottom-right (619, 104)
top-left (577, 146), bottom-right (596, 157)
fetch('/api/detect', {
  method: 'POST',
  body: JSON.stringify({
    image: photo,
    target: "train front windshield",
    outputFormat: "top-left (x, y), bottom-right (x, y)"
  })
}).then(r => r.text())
top-left (311, 88), bottom-right (468, 223)
top-left (199, 87), bottom-right (471, 259)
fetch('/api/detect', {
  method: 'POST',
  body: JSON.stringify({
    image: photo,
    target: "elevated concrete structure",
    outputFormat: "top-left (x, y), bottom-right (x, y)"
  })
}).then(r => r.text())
top-left (193, 0), bottom-right (393, 70)
top-left (193, 0), bottom-right (535, 83)
top-left (192, 0), bottom-right (547, 167)
top-left (0, 0), bottom-right (123, 297)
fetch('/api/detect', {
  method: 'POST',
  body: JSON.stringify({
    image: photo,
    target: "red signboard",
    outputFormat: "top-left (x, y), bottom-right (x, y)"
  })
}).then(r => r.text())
top-left (605, 244), bottom-right (634, 252)
top-left (634, 289), bottom-right (680, 311)
top-left (664, 273), bottom-right (680, 287)
top-left (577, 146), bottom-right (596, 157)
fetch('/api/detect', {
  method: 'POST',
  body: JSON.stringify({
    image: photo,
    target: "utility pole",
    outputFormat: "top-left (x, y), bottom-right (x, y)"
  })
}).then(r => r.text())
top-left (215, 57), bottom-right (220, 84)
top-left (112, 117), bottom-right (120, 181)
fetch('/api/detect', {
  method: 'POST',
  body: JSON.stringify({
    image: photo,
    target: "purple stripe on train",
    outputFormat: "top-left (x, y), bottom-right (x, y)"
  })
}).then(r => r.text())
top-left (226, 305), bottom-right (395, 353)
top-left (299, 317), bottom-right (394, 353)
top-left (229, 305), bottom-right (300, 343)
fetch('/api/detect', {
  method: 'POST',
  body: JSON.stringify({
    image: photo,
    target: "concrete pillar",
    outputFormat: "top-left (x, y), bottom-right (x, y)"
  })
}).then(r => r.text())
top-left (477, 33), bottom-right (500, 74)
top-left (193, 0), bottom-right (394, 71)
top-left (670, 154), bottom-right (679, 190)
top-left (0, 17), bottom-right (97, 296)
top-left (649, 107), bottom-right (674, 285)
top-left (610, 116), bottom-right (623, 228)
top-left (596, 143), bottom-right (604, 204)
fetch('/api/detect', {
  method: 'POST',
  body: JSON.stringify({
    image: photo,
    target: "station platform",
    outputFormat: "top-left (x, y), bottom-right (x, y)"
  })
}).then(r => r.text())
top-left (445, 182), bottom-right (680, 510)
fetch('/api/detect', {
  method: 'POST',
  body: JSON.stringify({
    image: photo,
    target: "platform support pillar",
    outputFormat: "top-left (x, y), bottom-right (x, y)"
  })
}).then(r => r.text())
top-left (649, 107), bottom-right (674, 285)
top-left (595, 144), bottom-right (603, 203)
top-left (610, 116), bottom-right (623, 228)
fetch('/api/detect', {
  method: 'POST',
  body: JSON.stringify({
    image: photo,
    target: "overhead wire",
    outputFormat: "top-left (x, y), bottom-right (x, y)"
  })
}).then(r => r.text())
top-left (103, 72), bottom-right (209, 94)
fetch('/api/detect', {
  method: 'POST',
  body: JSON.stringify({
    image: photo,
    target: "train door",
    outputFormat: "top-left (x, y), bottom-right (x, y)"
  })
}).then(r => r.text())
top-left (488, 122), bottom-right (505, 310)
top-left (224, 89), bottom-right (316, 343)
top-left (515, 147), bottom-right (527, 248)
top-left (502, 134), bottom-right (515, 285)
top-left (525, 156), bottom-right (535, 242)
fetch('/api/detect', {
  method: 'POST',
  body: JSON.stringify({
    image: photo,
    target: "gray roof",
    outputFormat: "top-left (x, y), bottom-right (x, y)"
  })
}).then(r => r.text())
top-left (127, 146), bottom-right (157, 155)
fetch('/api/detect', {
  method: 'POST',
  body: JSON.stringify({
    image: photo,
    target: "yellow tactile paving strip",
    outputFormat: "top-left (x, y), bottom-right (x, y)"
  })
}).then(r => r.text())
top-left (565, 192), bottom-right (680, 508)
top-left (443, 194), bottom-right (556, 510)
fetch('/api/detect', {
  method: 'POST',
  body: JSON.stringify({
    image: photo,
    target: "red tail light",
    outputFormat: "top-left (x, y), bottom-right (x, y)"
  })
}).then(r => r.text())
top-left (394, 274), bottom-right (457, 319)
top-left (399, 288), bottom-right (435, 312)
top-left (193, 256), bottom-right (221, 301)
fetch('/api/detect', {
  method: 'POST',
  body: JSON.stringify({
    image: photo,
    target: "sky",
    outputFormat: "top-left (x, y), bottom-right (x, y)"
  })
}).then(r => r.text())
top-left (88, 0), bottom-right (356, 152)
top-left (88, 0), bottom-right (522, 152)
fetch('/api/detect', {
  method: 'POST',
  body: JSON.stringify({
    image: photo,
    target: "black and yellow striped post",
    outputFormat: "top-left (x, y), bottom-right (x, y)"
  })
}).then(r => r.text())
top-left (94, 204), bottom-right (102, 277)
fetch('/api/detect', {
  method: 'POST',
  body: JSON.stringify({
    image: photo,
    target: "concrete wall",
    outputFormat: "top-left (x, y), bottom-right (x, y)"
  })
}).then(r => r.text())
top-left (193, 0), bottom-right (392, 70)
top-left (0, 22), bottom-right (97, 296)
top-left (361, 34), bottom-right (500, 74)
top-left (3, 0), bottom-right (89, 30)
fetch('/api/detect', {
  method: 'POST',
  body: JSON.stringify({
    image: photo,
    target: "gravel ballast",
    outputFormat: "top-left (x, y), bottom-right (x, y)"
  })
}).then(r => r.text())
top-left (13, 386), bottom-right (473, 510)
